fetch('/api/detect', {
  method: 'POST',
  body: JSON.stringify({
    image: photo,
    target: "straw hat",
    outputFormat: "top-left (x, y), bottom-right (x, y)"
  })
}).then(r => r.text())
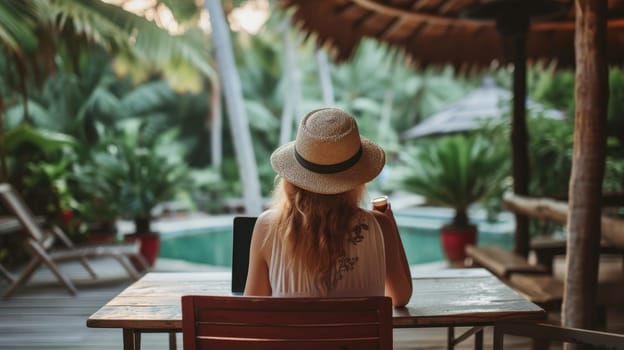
top-left (270, 108), bottom-right (385, 194)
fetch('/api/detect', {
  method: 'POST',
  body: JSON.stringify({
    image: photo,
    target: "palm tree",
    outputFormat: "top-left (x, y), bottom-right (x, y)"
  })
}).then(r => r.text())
top-left (204, 0), bottom-right (262, 214)
top-left (0, 0), bottom-right (220, 173)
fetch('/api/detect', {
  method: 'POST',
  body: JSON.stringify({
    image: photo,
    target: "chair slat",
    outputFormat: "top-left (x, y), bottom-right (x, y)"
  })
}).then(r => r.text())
top-left (196, 323), bottom-right (382, 339)
top-left (196, 337), bottom-right (383, 350)
top-left (195, 309), bottom-right (381, 324)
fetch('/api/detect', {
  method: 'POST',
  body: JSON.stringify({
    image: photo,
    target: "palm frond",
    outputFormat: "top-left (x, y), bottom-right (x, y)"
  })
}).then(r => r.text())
top-left (48, 0), bottom-right (132, 52)
top-left (0, 0), bottom-right (39, 54)
top-left (399, 135), bottom-right (509, 214)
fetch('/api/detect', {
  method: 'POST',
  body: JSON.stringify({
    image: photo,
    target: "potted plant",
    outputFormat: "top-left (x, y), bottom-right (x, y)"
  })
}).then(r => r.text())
top-left (70, 151), bottom-right (122, 245)
top-left (102, 121), bottom-right (190, 267)
top-left (399, 134), bottom-right (509, 264)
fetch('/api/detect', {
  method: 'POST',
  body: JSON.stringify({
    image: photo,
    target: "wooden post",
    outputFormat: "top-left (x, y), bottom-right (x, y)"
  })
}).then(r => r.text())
top-left (497, 9), bottom-right (531, 258)
top-left (563, 0), bottom-right (608, 344)
top-left (510, 34), bottom-right (531, 259)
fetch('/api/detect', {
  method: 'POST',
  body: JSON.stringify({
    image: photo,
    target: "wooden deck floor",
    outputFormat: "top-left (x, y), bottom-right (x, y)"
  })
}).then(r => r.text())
top-left (0, 257), bottom-right (621, 350)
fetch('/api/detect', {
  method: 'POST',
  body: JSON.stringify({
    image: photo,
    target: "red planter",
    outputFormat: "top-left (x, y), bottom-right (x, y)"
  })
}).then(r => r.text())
top-left (124, 232), bottom-right (160, 268)
top-left (440, 224), bottom-right (477, 265)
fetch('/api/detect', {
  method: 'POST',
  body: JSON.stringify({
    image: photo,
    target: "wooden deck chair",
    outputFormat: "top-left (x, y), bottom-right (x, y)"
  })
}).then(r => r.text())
top-left (182, 295), bottom-right (393, 350)
top-left (0, 183), bottom-right (149, 298)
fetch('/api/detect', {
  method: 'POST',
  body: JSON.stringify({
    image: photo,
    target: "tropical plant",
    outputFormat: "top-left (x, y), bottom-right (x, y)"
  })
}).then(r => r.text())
top-left (397, 135), bottom-right (510, 228)
top-left (526, 115), bottom-right (574, 198)
top-left (70, 145), bottom-right (123, 237)
top-left (3, 124), bottom-right (78, 215)
top-left (98, 119), bottom-right (191, 234)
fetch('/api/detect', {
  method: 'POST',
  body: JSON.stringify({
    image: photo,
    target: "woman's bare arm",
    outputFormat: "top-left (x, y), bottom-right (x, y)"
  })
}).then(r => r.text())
top-left (372, 208), bottom-right (413, 307)
top-left (243, 211), bottom-right (272, 296)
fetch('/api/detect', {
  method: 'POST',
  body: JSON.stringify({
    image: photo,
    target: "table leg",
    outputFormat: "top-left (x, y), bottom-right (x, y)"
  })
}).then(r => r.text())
top-left (447, 327), bottom-right (454, 350)
top-left (134, 331), bottom-right (141, 349)
top-left (169, 331), bottom-right (177, 350)
top-left (493, 326), bottom-right (504, 350)
top-left (122, 329), bottom-right (142, 350)
top-left (474, 328), bottom-right (483, 350)
top-left (123, 329), bottom-right (135, 350)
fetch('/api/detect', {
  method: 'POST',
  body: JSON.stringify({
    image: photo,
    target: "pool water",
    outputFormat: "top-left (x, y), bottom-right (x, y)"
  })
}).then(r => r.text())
top-left (159, 208), bottom-right (514, 266)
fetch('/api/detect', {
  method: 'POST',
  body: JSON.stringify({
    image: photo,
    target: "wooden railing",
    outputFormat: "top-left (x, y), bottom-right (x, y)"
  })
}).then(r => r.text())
top-left (493, 321), bottom-right (624, 349)
top-left (502, 192), bottom-right (624, 249)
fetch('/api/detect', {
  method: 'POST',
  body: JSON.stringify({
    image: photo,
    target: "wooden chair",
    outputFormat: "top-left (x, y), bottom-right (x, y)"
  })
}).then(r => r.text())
top-left (493, 321), bottom-right (624, 349)
top-left (181, 295), bottom-right (393, 350)
top-left (0, 183), bottom-right (148, 298)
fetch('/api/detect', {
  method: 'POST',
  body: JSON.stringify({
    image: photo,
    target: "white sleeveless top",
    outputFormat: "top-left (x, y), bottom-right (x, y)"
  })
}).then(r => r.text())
top-left (268, 209), bottom-right (386, 297)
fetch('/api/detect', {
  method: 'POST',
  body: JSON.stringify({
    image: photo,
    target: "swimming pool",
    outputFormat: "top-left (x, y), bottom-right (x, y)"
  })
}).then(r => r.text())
top-left (159, 207), bottom-right (514, 266)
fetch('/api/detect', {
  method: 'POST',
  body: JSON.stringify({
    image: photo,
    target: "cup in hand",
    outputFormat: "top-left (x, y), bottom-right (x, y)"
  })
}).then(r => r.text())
top-left (371, 196), bottom-right (388, 212)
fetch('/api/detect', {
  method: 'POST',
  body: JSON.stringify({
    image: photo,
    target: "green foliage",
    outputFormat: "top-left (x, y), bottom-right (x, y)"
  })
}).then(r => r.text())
top-left (70, 145), bottom-right (123, 227)
top-left (328, 40), bottom-right (473, 156)
top-left (187, 168), bottom-right (228, 213)
top-left (526, 116), bottom-right (574, 197)
top-left (1, 124), bottom-right (82, 238)
top-left (608, 69), bottom-right (624, 149)
top-left (0, 0), bottom-right (39, 54)
top-left (4, 48), bottom-right (121, 144)
top-left (4, 124), bottom-right (77, 154)
top-left (157, 0), bottom-right (200, 23)
top-left (531, 68), bottom-right (575, 117)
top-left (397, 135), bottom-right (509, 225)
top-left (103, 120), bottom-right (191, 225)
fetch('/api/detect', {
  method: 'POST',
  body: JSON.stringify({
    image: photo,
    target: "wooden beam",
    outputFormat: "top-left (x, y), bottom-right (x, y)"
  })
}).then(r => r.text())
top-left (352, 0), bottom-right (488, 29)
top-left (502, 193), bottom-right (624, 249)
top-left (532, 17), bottom-right (624, 31)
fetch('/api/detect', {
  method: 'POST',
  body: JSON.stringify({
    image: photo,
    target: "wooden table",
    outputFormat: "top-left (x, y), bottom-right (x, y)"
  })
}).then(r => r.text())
top-left (87, 268), bottom-right (545, 349)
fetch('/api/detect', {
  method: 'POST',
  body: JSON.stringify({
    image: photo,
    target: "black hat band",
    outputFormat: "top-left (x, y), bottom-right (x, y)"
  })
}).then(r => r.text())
top-left (294, 147), bottom-right (363, 174)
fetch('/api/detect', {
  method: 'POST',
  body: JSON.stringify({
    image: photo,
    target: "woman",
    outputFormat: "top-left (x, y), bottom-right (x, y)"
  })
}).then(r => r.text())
top-left (244, 108), bottom-right (412, 306)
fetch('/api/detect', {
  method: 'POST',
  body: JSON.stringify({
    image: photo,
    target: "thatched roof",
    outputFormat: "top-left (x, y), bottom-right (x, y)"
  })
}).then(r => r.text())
top-left (280, 0), bottom-right (624, 70)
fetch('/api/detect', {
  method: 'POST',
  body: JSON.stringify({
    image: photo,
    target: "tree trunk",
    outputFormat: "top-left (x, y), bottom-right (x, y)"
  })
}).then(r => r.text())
top-left (204, 0), bottom-right (263, 215)
top-left (208, 74), bottom-right (223, 168)
top-left (315, 49), bottom-right (335, 106)
top-left (279, 18), bottom-right (298, 145)
top-left (378, 90), bottom-right (394, 145)
top-left (563, 1), bottom-right (608, 346)
top-left (0, 94), bottom-right (6, 181)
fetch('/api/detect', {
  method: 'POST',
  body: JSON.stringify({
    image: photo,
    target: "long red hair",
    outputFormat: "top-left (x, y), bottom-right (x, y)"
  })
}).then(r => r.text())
top-left (268, 179), bottom-right (366, 293)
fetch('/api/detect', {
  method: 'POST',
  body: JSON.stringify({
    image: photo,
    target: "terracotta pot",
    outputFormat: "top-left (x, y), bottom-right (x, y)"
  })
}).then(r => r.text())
top-left (440, 223), bottom-right (477, 265)
top-left (124, 232), bottom-right (160, 268)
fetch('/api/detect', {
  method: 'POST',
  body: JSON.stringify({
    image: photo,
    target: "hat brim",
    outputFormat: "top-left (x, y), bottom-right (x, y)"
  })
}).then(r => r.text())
top-left (270, 137), bottom-right (385, 195)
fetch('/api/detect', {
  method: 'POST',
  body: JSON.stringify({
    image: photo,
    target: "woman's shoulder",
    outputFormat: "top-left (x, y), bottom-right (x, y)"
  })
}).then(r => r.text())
top-left (257, 209), bottom-right (277, 223)
top-left (251, 210), bottom-right (278, 239)
top-left (362, 208), bottom-right (388, 222)
top-left (363, 209), bottom-right (393, 231)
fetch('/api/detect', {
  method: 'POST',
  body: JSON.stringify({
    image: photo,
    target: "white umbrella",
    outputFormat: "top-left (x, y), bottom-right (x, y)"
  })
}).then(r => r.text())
top-left (402, 78), bottom-right (564, 140)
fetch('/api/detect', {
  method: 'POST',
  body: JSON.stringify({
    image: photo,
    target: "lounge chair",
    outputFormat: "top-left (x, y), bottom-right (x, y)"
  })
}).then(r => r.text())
top-left (0, 183), bottom-right (148, 298)
top-left (182, 295), bottom-right (393, 350)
